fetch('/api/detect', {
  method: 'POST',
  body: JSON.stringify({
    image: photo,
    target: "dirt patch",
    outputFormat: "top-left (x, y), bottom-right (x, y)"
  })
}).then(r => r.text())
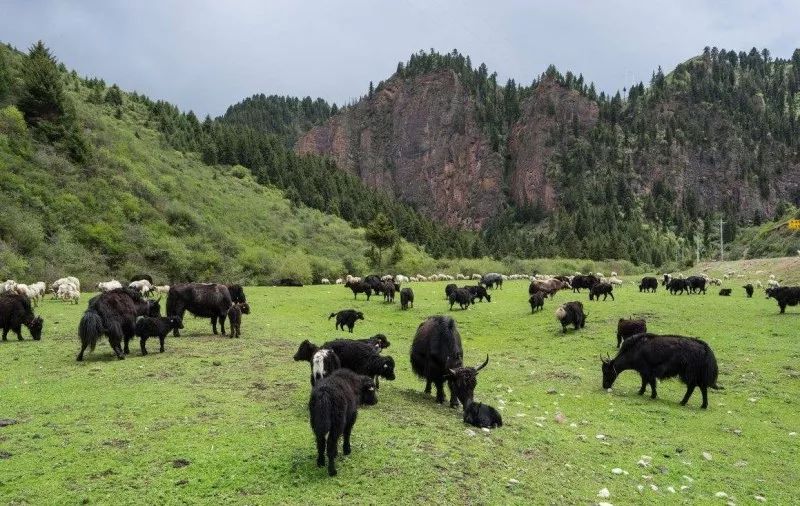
top-left (0, 451), bottom-right (11, 459)
top-left (102, 439), bottom-right (130, 448)
top-left (0, 419), bottom-right (18, 428)
top-left (172, 458), bottom-right (191, 468)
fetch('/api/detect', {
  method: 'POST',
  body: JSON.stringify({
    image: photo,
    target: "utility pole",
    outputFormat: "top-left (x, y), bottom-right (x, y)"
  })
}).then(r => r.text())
top-left (719, 218), bottom-right (726, 262)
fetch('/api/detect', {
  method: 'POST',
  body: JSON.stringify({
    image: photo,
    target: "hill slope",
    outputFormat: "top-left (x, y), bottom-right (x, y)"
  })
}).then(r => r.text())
top-left (0, 43), bottom-right (433, 284)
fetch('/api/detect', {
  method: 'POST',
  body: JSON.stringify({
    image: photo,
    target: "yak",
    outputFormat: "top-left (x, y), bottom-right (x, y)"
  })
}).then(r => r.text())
top-left (345, 280), bottom-right (373, 301)
top-left (463, 401), bottom-right (503, 429)
top-left (686, 276), bottom-right (707, 294)
top-left (571, 275), bottom-right (599, 293)
top-left (589, 282), bottom-right (614, 301)
top-left (321, 339), bottom-right (396, 388)
top-left (480, 273), bottom-right (503, 290)
top-left (601, 333), bottom-right (721, 409)
top-left (529, 292), bottom-right (545, 313)
top-left (719, 288), bottom-right (732, 296)
top-left (410, 316), bottom-right (464, 407)
top-left (309, 369), bottom-right (377, 476)
top-left (225, 284), bottom-right (247, 304)
top-left (166, 283), bottom-right (232, 336)
top-left (0, 294), bottom-right (44, 341)
top-left (77, 288), bottom-right (160, 360)
top-left (400, 288), bottom-right (414, 310)
top-left (667, 278), bottom-right (688, 295)
top-left (616, 317), bottom-right (646, 348)
top-left (743, 284), bottom-right (754, 298)
top-left (445, 355), bottom-right (490, 409)
top-left (766, 286), bottom-right (800, 313)
top-left (464, 285), bottom-right (491, 303)
top-left (328, 309), bottom-right (364, 333)
top-left (444, 283), bottom-right (458, 299)
top-left (555, 301), bottom-right (586, 333)
top-left (448, 288), bottom-right (472, 310)
top-left (639, 277), bottom-right (658, 293)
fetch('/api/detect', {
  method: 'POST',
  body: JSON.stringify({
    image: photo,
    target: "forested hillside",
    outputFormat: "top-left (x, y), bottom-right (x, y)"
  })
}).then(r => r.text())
top-left (0, 42), bottom-right (439, 283)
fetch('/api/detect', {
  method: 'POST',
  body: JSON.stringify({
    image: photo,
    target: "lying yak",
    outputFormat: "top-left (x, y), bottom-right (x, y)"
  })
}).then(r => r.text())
top-left (463, 401), bottom-right (503, 429)
top-left (601, 333), bottom-right (721, 409)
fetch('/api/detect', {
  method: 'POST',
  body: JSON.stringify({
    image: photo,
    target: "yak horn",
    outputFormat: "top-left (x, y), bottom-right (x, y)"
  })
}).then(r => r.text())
top-left (448, 368), bottom-right (457, 376)
top-left (475, 355), bottom-right (489, 372)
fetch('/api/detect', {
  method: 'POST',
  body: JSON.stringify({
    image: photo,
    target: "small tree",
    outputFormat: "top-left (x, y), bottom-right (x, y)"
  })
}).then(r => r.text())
top-left (105, 84), bottom-right (123, 107)
top-left (18, 41), bottom-right (67, 127)
top-left (364, 213), bottom-right (398, 270)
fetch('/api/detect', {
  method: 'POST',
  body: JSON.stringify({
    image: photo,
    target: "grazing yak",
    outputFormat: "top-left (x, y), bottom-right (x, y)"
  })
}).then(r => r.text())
top-left (465, 285), bottom-right (491, 303)
top-left (766, 286), bottom-right (800, 313)
top-left (410, 316), bottom-right (464, 406)
top-left (225, 284), bottom-right (247, 304)
top-left (322, 339), bottom-right (396, 388)
top-left (77, 288), bottom-right (160, 360)
top-left (134, 316), bottom-right (183, 355)
top-left (667, 278), bottom-right (688, 295)
top-left (345, 280), bottom-right (373, 300)
top-left (363, 275), bottom-right (384, 295)
top-left (743, 284), bottom-right (754, 298)
top-left (555, 301), bottom-right (586, 333)
top-left (309, 369), bottom-right (377, 476)
top-left (400, 288), bottom-right (414, 310)
top-left (686, 276), bottom-right (707, 294)
top-left (445, 355), bottom-right (490, 409)
top-left (0, 294), bottom-right (44, 341)
top-left (444, 283), bottom-right (458, 299)
top-left (529, 279), bottom-right (570, 298)
top-left (448, 288), bottom-right (472, 310)
top-left (589, 282), bottom-right (614, 301)
top-left (166, 283), bottom-right (233, 336)
top-left (463, 402), bottom-right (503, 429)
top-left (480, 273), bottom-right (503, 290)
top-left (328, 309), bottom-right (364, 333)
top-left (719, 288), bottom-right (732, 296)
top-left (616, 318), bottom-right (646, 348)
top-left (601, 333), bottom-right (721, 409)
top-left (571, 275), bottom-right (599, 293)
top-left (639, 277), bottom-right (658, 293)
top-left (529, 292), bottom-right (545, 313)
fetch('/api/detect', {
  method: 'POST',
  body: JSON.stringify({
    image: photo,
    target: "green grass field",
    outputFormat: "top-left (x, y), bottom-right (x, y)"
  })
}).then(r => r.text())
top-left (1, 279), bottom-right (798, 505)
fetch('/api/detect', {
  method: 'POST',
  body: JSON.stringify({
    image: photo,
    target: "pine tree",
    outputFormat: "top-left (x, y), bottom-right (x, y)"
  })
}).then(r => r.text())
top-left (105, 84), bottom-right (123, 107)
top-left (18, 41), bottom-right (67, 127)
top-left (364, 212), bottom-right (398, 269)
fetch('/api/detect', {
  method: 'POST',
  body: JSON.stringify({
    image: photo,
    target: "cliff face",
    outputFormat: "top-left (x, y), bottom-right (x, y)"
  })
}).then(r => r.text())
top-left (297, 70), bottom-right (504, 230)
top-left (297, 68), bottom-right (800, 230)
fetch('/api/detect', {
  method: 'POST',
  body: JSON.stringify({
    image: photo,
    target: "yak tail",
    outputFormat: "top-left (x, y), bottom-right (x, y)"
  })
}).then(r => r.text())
top-left (701, 340), bottom-right (721, 390)
top-left (310, 393), bottom-right (332, 437)
top-left (328, 313), bottom-right (336, 320)
top-left (78, 309), bottom-right (104, 352)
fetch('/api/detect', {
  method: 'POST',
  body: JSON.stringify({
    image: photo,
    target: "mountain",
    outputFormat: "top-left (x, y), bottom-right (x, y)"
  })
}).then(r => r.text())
top-left (0, 42), bottom-right (436, 284)
top-left (294, 48), bottom-right (800, 262)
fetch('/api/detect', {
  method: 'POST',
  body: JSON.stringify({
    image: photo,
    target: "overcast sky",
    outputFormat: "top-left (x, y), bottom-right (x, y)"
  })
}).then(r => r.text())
top-left (1, 0), bottom-right (798, 117)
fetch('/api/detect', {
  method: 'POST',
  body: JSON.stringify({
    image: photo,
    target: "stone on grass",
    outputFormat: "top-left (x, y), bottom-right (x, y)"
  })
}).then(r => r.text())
top-left (754, 495), bottom-right (766, 502)
top-left (597, 487), bottom-right (610, 498)
top-left (702, 451), bottom-right (713, 461)
top-left (714, 491), bottom-right (728, 498)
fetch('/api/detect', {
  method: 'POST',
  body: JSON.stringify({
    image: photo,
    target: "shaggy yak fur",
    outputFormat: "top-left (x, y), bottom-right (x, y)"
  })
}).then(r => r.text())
top-left (555, 301), bottom-right (586, 333)
top-left (309, 369), bottom-right (377, 476)
top-left (78, 288), bottom-right (160, 360)
top-left (328, 309), bottom-right (364, 333)
top-left (166, 283), bottom-right (233, 336)
top-left (463, 401), bottom-right (503, 429)
top-left (225, 284), bottom-right (247, 304)
top-left (293, 340), bottom-right (341, 386)
top-left (444, 283), bottom-right (458, 299)
top-left (356, 333), bottom-right (391, 351)
top-left (227, 303), bottom-right (247, 338)
top-left (686, 276), bottom-right (707, 294)
top-left (639, 277), bottom-right (658, 293)
top-left (667, 278), bottom-right (688, 295)
top-left (571, 275), bottom-right (599, 293)
top-left (445, 355), bottom-right (489, 409)
top-left (448, 288), bottom-right (472, 310)
top-left (766, 286), bottom-right (800, 313)
top-left (0, 293), bottom-right (43, 341)
top-left (410, 316), bottom-right (464, 407)
top-left (464, 285), bottom-right (491, 303)
top-left (345, 280), bottom-right (373, 300)
top-left (589, 282), bottom-right (614, 301)
top-left (616, 317), bottom-right (647, 348)
top-left (480, 273), bottom-right (503, 289)
top-left (719, 288), bottom-right (732, 296)
top-left (743, 284), bottom-right (754, 298)
top-left (601, 333), bottom-right (721, 409)
top-left (529, 292), bottom-right (545, 313)
top-left (322, 339), bottom-right (396, 388)
top-left (134, 316), bottom-right (183, 355)
top-left (400, 288), bottom-right (414, 310)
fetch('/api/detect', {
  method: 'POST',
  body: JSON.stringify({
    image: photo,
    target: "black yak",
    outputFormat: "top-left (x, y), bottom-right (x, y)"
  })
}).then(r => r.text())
top-left (639, 277), bottom-right (658, 293)
top-left (686, 276), bottom-right (707, 294)
top-left (77, 288), bottom-right (160, 360)
top-left (529, 292), bottom-right (545, 313)
top-left (356, 333), bottom-right (391, 351)
top-left (555, 301), bottom-right (585, 333)
top-left (293, 340), bottom-right (341, 385)
top-left (134, 316), bottom-right (183, 355)
top-left (0, 294), bottom-right (43, 341)
top-left (667, 278), bottom-right (688, 295)
top-left (616, 318), bottom-right (646, 348)
top-left (345, 280), bottom-right (373, 300)
top-left (766, 286), bottom-right (800, 313)
top-left (719, 288), bottom-right (732, 296)
top-left (381, 281), bottom-right (396, 303)
top-left (227, 303), bottom-right (244, 338)
top-left (309, 369), bottom-right (377, 476)
top-left (328, 309), bottom-right (364, 333)
top-left (444, 283), bottom-right (457, 299)
top-left (225, 284), bottom-right (247, 304)
top-left (571, 275), bottom-right (599, 293)
top-left (589, 282), bottom-right (614, 301)
top-left (446, 355), bottom-right (489, 409)
top-left (529, 279), bottom-right (570, 298)
top-left (410, 316), bottom-right (464, 407)
top-left (166, 283), bottom-right (232, 336)
top-left (480, 273), bottom-right (503, 289)
top-left (743, 284), bottom-right (754, 298)
top-left (448, 288), bottom-right (472, 310)
top-left (400, 288), bottom-right (414, 310)
top-left (463, 401), bottom-right (503, 429)
top-left (601, 333), bottom-right (721, 409)
top-left (464, 285), bottom-right (491, 303)
top-left (321, 339), bottom-right (396, 388)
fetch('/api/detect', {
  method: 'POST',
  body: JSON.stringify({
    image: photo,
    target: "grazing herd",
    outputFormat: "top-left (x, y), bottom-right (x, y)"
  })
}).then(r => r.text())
top-left (1, 266), bottom-right (797, 479)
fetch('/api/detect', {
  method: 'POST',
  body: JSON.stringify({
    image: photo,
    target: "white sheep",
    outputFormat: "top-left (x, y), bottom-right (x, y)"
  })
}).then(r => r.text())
top-left (335, 278), bottom-right (343, 285)
top-left (381, 274), bottom-right (393, 282)
top-left (129, 279), bottom-right (153, 296)
top-left (1, 280), bottom-right (17, 294)
top-left (98, 280), bottom-right (123, 292)
top-left (471, 274), bottom-right (482, 280)
top-left (768, 279), bottom-right (780, 289)
top-left (154, 285), bottom-right (171, 294)
top-left (320, 278), bottom-right (331, 285)
top-left (769, 274), bottom-right (776, 280)
top-left (610, 271), bottom-right (618, 277)
top-left (395, 274), bottom-right (409, 284)
top-left (56, 283), bottom-right (80, 304)
top-left (608, 277), bottom-right (623, 285)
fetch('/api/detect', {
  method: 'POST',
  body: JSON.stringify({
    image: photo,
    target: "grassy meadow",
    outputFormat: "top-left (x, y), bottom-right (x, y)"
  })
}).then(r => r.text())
top-left (1, 278), bottom-right (799, 505)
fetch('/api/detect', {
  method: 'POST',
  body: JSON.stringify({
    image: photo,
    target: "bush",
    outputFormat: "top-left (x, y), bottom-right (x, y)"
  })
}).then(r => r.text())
top-left (273, 252), bottom-right (313, 284)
